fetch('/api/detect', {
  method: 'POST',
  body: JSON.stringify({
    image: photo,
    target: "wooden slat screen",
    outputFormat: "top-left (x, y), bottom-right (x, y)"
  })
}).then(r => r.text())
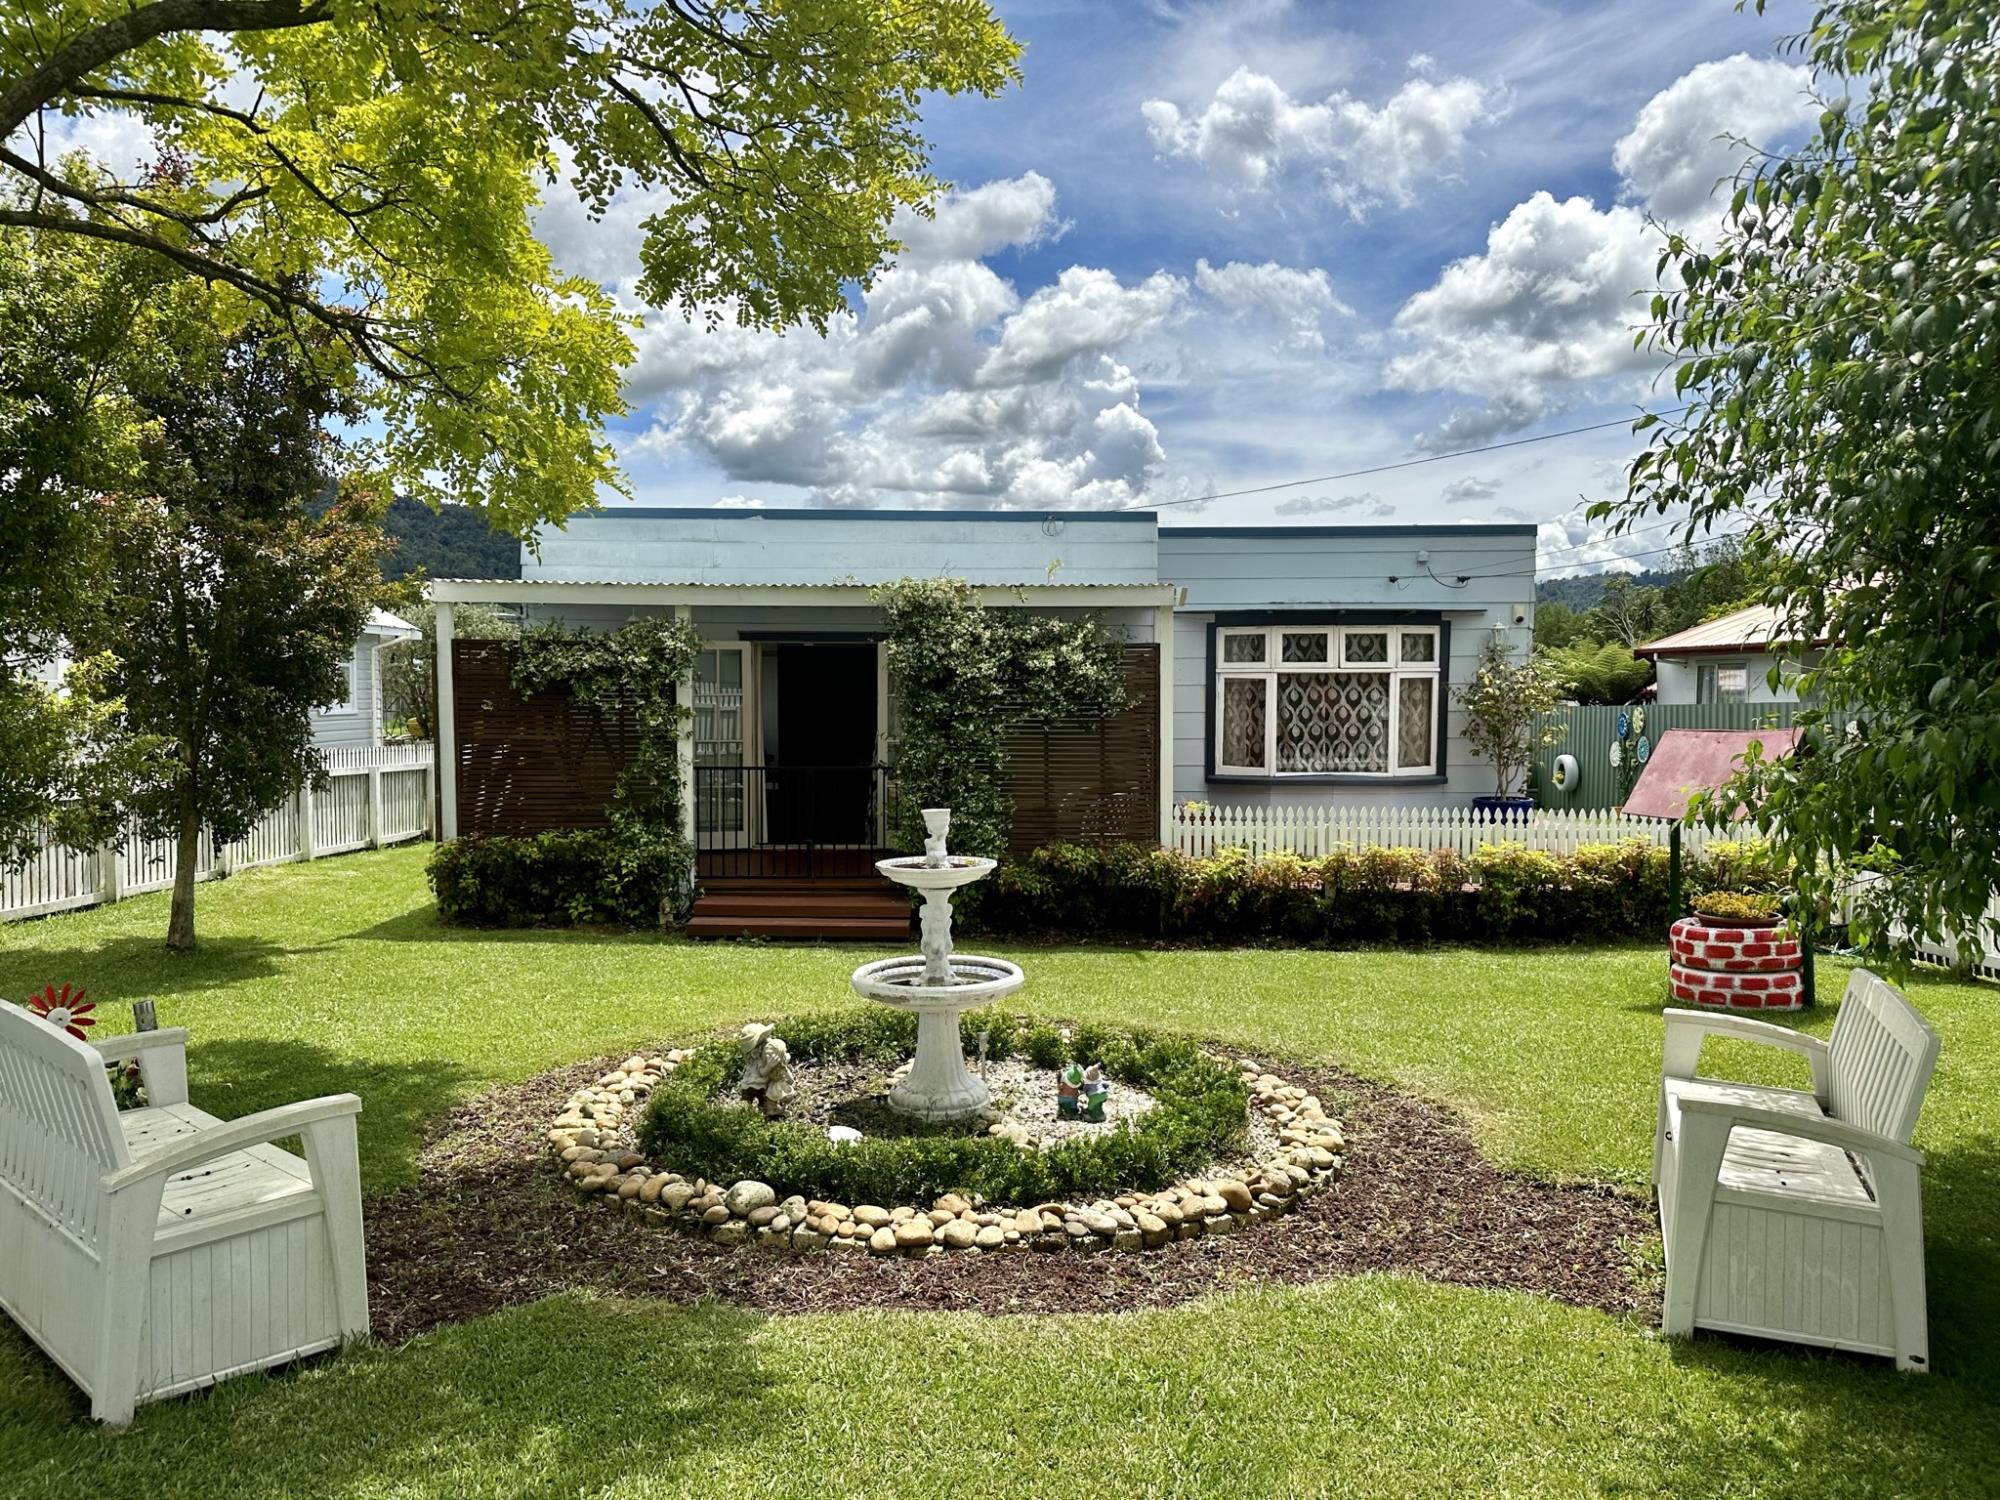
top-left (448, 640), bottom-right (648, 836)
top-left (1001, 644), bottom-right (1159, 855)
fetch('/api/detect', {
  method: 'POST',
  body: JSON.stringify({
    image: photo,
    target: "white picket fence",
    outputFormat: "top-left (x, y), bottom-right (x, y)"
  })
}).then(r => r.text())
top-left (2, 747), bottom-right (433, 922)
top-left (1168, 802), bottom-right (1753, 862)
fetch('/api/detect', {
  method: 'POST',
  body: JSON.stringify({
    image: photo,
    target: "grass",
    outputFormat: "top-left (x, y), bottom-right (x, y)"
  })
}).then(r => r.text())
top-left (1, 845), bottom-right (1996, 1497)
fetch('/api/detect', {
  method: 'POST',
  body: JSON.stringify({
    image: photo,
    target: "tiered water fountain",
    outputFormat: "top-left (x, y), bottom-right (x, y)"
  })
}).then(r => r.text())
top-left (850, 808), bottom-right (1023, 1122)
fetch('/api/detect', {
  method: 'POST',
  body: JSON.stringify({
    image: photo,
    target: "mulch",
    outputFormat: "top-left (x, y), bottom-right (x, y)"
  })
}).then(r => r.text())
top-left (364, 1050), bottom-right (1662, 1345)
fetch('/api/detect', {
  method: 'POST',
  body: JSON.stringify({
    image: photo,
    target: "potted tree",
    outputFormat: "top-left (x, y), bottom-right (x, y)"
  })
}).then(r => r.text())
top-left (1456, 638), bottom-right (1565, 820)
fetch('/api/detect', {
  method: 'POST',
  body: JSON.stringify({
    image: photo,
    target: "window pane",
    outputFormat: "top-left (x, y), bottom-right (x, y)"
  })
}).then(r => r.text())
top-left (1280, 631), bottom-right (1329, 663)
top-left (1398, 631), bottom-right (1436, 664)
top-left (1277, 672), bottom-right (1389, 773)
top-left (1343, 631), bottom-right (1389, 665)
top-left (1396, 677), bottom-right (1435, 769)
top-left (1222, 632), bottom-right (1266, 664)
top-left (1221, 678), bottom-right (1267, 767)
top-left (1717, 665), bottom-right (1749, 700)
top-left (1696, 664), bottom-right (1717, 703)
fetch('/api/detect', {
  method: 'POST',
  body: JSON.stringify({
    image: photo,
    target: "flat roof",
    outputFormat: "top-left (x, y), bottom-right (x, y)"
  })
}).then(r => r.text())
top-left (557, 506), bottom-right (1154, 524)
top-left (1161, 523), bottom-right (1537, 539)
top-left (428, 578), bottom-right (1176, 607)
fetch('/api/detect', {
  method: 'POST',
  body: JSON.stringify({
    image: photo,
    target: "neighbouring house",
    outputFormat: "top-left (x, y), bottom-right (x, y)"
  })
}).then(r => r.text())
top-left (310, 608), bottom-right (420, 750)
top-left (1634, 603), bottom-right (1826, 706)
top-left (428, 508), bottom-right (1534, 930)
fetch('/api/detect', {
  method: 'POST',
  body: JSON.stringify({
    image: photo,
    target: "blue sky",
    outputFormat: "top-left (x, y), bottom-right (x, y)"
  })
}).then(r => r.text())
top-left (532, 0), bottom-right (1821, 572)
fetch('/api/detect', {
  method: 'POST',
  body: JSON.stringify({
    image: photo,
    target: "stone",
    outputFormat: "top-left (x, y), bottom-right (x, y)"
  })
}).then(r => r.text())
top-left (701, 1204), bottom-right (732, 1225)
top-left (574, 1128), bottom-right (601, 1149)
top-left (792, 1228), bottom-right (827, 1252)
top-left (890, 1205), bottom-right (916, 1223)
top-left (820, 1202), bottom-right (851, 1222)
top-left (724, 1180), bottom-right (776, 1216)
top-left (868, 1227), bottom-right (898, 1255)
top-left (639, 1177), bottom-right (667, 1204)
top-left (1031, 1229), bottom-right (1064, 1252)
top-left (1215, 1180), bottom-right (1254, 1214)
top-left (938, 1220), bottom-right (978, 1250)
top-left (779, 1195), bottom-right (809, 1224)
top-left (927, 1208), bottom-right (956, 1228)
top-left (1150, 1201), bottom-right (1184, 1227)
top-left (747, 1206), bottom-right (780, 1227)
top-left (1014, 1209), bottom-right (1043, 1236)
top-left (1136, 1212), bottom-right (1170, 1248)
top-left (936, 1193), bottom-right (972, 1214)
top-left (1177, 1218), bottom-right (1206, 1240)
top-left (769, 1214), bottom-right (793, 1235)
top-left (755, 1225), bottom-right (790, 1248)
top-left (893, 1219), bottom-right (935, 1249)
top-left (617, 1177), bottom-right (644, 1200)
top-left (1075, 1208), bottom-right (1118, 1237)
top-left (662, 1183), bottom-right (695, 1212)
top-left (710, 1221), bottom-right (748, 1247)
top-left (1112, 1230), bottom-right (1143, 1252)
top-left (854, 1205), bottom-right (892, 1229)
top-left (974, 1225), bottom-right (1006, 1250)
top-left (1204, 1214), bottom-right (1236, 1236)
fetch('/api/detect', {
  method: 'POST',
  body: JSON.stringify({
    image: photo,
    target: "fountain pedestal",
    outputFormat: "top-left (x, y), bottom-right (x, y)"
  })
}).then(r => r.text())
top-left (850, 810), bottom-right (1023, 1123)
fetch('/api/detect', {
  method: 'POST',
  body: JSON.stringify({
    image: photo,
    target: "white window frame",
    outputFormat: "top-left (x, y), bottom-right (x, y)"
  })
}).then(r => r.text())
top-left (1213, 623), bottom-right (1441, 779)
top-left (321, 651), bottom-right (358, 716)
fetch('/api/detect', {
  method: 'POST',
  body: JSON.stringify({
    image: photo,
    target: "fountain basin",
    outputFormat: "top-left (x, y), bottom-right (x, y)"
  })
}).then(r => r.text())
top-left (873, 856), bottom-right (996, 892)
top-left (850, 954), bottom-right (1024, 1008)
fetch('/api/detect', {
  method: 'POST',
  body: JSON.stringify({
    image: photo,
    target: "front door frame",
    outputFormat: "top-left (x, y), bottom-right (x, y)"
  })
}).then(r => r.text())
top-left (693, 641), bottom-right (760, 852)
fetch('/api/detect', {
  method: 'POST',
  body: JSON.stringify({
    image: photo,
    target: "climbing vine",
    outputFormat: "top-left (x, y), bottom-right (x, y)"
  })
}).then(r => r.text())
top-left (491, 613), bottom-right (704, 923)
top-left (876, 578), bottom-right (1128, 862)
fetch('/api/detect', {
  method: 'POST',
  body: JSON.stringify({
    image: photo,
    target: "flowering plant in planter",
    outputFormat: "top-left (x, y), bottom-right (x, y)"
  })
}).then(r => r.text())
top-left (1691, 890), bottom-right (1785, 927)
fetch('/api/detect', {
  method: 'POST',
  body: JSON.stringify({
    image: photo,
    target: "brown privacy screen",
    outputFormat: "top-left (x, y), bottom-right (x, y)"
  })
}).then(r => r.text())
top-left (445, 640), bottom-right (646, 836)
top-left (440, 639), bottom-right (1160, 851)
top-left (1001, 644), bottom-right (1160, 855)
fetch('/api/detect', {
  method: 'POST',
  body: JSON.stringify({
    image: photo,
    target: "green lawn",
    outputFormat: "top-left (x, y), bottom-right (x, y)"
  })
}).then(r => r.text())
top-left (1, 846), bottom-right (1996, 1497)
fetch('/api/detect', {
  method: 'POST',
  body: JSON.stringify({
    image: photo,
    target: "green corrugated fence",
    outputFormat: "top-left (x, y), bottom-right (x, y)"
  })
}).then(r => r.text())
top-left (1528, 702), bottom-right (1802, 810)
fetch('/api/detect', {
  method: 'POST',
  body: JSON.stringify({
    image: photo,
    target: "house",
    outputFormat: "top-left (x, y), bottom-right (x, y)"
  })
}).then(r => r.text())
top-left (310, 608), bottom-right (420, 750)
top-left (1634, 603), bottom-right (1825, 706)
top-left (428, 509), bottom-right (1534, 927)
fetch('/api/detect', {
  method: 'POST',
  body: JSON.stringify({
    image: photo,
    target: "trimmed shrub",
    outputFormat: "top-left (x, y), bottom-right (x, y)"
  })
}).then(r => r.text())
top-left (428, 829), bottom-right (694, 927)
top-left (634, 1009), bottom-right (1248, 1207)
top-left (976, 837), bottom-right (1784, 947)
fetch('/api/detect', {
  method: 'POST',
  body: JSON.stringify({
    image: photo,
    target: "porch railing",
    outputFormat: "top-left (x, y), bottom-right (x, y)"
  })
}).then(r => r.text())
top-left (692, 763), bottom-right (899, 881)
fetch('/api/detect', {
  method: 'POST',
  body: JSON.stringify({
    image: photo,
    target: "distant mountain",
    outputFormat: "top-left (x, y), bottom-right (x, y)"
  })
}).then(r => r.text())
top-left (377, 498), bottom-right (521, 581)
top-left (1536, 567), bottom-right (1682, 611)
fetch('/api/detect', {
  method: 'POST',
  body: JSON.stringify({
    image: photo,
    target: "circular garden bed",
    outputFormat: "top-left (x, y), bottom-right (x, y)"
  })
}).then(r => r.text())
top-left (546, 1010), bottom-right (1348, 1256)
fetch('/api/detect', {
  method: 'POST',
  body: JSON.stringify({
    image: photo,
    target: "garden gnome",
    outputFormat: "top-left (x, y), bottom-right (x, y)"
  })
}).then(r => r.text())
top-left (1057, 1062), bottom-right (1084, 1119)
top-left (1080, 1063), bottom-right (1110, 1124)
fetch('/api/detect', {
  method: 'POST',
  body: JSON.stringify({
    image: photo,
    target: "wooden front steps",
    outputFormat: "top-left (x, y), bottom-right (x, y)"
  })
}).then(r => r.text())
top-left (686, 881), bottom-right (912, 942)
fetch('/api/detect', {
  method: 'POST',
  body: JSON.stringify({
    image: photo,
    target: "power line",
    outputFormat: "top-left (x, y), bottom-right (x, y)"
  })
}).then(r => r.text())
top-left (1147, 407), bottom-right (1688, 510)
top-left (1463, 528), bottom-right (1756, 582)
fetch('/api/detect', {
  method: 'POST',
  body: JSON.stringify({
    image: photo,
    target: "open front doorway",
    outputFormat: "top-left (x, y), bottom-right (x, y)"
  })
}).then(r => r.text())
top-left (693, 638), bottom-right (890, 879)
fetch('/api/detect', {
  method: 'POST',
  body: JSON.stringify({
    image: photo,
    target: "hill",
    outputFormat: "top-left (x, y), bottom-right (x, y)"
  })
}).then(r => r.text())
top-left (377, 498), bottom-right (521, 581)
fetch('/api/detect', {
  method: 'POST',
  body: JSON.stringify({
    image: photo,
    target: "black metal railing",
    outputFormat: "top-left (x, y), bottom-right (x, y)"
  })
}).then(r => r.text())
top-left (692, 763), bottom-right (899, 880)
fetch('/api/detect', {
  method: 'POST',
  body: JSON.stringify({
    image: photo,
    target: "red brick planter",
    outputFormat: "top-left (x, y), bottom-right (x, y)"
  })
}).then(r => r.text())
top-left (1668, 917), bottom-right (1804, 1011)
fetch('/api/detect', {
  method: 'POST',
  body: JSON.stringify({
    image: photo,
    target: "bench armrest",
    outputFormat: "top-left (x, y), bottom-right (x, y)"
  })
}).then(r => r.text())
top-left (88, 1027), bottom-right (190, 1058)
top-left (1663, 1008), bottom-right (1830, 1102)
top-left (88, 1027), bottom-right (190, 1106)
top-left (1676, 1095), bottom-right (1925, 1167)
top-left (101, 1094), bottom-right (363, 1193)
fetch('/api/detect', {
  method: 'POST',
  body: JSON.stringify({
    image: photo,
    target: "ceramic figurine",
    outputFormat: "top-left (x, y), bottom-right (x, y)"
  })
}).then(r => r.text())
top-left (1080, 1063), bottom-right (1110, 1123)
top-left (1057, 1061), bottom-right (1084, 1118)
top-left (737, 1022), bottom-right (796, 1119)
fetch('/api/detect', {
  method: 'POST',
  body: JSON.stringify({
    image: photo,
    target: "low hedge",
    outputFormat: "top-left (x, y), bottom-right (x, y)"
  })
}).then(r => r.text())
top-left (633, 1009), bottom-right (1249, 1207)
top-left (428, 828), bottom-right (694, 927)
top-left (973, 837), bottom-right (1785, 946)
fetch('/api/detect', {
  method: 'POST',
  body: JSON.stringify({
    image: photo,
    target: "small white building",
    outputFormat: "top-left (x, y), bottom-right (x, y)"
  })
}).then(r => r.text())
top-left (1634, 603), bottom-right (1825, 706)
top-left (310, 609), bottom-right (420, 750)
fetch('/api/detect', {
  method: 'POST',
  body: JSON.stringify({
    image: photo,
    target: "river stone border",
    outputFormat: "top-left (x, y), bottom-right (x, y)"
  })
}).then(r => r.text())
top-left (545, 1045), bottom-right (1347, 1255)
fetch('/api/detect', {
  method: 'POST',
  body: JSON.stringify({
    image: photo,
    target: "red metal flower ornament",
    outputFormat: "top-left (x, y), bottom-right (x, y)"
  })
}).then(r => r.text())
top-left (28, 982), bottom-right (96, 1040)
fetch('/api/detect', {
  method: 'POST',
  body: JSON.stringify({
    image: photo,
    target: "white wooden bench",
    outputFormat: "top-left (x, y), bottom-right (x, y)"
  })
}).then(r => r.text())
top-left (0, 1003), bottom-right (368, 1423)
top-left (1653, 968), bottom-right (1939, 1370)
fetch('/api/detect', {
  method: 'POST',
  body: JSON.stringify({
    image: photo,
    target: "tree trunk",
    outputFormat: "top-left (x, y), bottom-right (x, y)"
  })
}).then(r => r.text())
top-left (165, 795), bottom-right (201, 951)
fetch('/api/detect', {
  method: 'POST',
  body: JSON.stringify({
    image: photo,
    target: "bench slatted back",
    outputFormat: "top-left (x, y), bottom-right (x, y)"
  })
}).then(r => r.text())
top-left (1828, 970), bottom-right (1940, 1145)
top-left (0, 1002), bottom-right (130, 1252)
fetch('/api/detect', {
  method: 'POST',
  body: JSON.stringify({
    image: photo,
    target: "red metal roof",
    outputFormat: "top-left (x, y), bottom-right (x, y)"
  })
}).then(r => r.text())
top-left (1623, 727), bottom-right (1801, 821)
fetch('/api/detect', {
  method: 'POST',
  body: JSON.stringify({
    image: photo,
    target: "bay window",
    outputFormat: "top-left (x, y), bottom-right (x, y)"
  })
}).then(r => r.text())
top-left (1213, 623), bottom-right (1441, 778)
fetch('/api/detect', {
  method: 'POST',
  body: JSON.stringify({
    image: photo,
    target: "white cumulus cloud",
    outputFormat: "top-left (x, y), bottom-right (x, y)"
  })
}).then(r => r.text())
top-left (1612, 54), bottom-right (1818, 229)
top-left (1143, 62), bottom-right (1502, 215)
top-left (1193, 259), bottom-right (1350, 349)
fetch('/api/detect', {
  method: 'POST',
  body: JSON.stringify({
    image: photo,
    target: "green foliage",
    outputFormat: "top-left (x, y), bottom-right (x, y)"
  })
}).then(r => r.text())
top-left (875, 578), bottom-right (1128, 861)
top-left (1616, 0), bottom-right (2000, 970)
top-left (980, 838), bottom-right (1784, 946)
top-left (1454, 640), bottom-right (1566, 797)
top-left (377, 498), bottom-right (523, 583)
top-left (0, 3), bottom-right (1021, 534)
top-left (427, 829), bottom-right (689, 928)
top-left (1691, 890), bottom-right (1784, 926)
top-left (429, 615), bottom-right (701, 926)
top-left (1537, 641), bottom-right (1655, 706)
top-left (66, 308), bottom-right (387, 948)
top-left (634, 1009), bottom-right (1248, 1208)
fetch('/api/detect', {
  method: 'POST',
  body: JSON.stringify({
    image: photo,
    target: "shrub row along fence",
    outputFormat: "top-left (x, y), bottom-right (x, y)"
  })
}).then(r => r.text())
top-left (1, 743), bottom-right (434, 922)
top-left (1168, 802), bottom-right (1755, 861)
top-left (978, 838), bottom-right (1785, 947)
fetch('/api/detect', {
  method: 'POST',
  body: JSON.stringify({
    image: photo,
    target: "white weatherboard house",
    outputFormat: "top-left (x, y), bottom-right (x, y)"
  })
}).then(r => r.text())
top-left (429, 509), bottom-right (1535, 908)
top-left (1635, 602), bottom-right (1826, 706)
top-left (310, 608), bottom-right (420, 750)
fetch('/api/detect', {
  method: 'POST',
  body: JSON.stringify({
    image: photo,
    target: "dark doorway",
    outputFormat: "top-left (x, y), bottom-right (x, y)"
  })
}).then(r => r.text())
top-left (767, 643), bottom-right (878, 845)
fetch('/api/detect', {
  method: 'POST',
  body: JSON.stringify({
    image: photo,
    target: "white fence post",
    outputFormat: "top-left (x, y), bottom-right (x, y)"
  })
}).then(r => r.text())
top-left (366, 768), bottom-right (383, 848)
top-left (99, 840), bottom-right (122, 904)
top-left (296, 785), bottom-right (315, 863)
